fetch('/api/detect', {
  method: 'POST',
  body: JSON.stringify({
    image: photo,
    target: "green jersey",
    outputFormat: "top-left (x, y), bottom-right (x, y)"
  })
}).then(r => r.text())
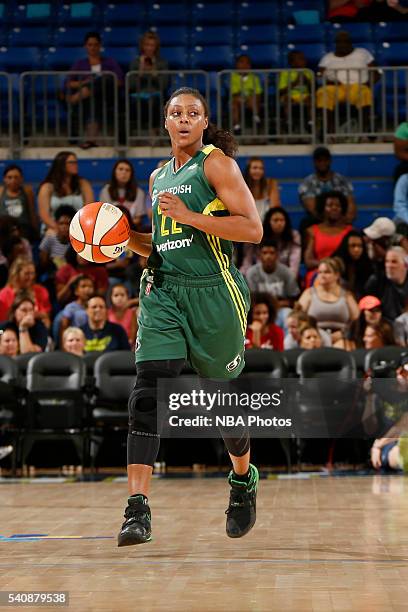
top-left (148, 144), bottom-right (234, 277)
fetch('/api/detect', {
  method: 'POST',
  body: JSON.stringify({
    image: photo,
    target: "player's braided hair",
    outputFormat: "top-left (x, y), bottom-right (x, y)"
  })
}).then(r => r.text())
top-left (164, 87), bottom-right (238, 158)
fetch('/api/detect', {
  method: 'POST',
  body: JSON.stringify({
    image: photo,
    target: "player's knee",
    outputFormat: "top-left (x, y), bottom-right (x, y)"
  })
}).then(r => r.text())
top-left (128, 359), bottom-right (185, 435)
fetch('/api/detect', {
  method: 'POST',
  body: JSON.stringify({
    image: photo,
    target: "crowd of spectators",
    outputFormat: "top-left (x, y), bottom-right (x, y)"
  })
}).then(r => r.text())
top-left (0, 139), bottom-right (406, 365)
top-left (54, 25), bottom-right (402, 144)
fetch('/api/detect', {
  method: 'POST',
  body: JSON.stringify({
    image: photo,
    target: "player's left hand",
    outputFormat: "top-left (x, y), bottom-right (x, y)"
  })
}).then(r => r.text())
top-left (158, 192), bottom-right (192, 224)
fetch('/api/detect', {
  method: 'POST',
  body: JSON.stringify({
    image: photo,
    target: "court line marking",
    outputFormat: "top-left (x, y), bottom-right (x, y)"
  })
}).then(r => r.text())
top-left (0, 559), bottom-right (407, 566)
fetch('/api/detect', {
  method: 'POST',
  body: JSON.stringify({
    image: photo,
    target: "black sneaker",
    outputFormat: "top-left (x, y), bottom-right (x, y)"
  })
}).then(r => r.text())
top-left (225, 463), bottom-right (259, 538)
top-left (117, 494), bottom-right (152, 547)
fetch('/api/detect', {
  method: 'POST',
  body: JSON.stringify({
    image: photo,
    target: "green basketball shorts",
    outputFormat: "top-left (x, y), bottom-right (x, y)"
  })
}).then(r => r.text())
top-left (135, 267), bottom-right (250, 379)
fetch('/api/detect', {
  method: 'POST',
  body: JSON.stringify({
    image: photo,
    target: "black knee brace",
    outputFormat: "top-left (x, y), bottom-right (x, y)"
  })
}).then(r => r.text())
top-left (220, 430), bottom-right (250, 458)
top-left (127, 359), bottom-right (185, 467)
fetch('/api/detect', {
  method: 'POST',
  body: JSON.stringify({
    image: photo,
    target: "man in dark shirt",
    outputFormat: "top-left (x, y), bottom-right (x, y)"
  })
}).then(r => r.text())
top-left (365, 247), bottom-right (408, 322)
top-left (81, 295), bottom-right (130, 353)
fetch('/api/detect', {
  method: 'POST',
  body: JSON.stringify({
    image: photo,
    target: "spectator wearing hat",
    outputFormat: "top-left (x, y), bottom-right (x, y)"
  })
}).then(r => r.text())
top-left (365, 246), bottom-right (408, 322)
top-left (346, 294), bottom-right (384, 348)
top-left (298, 146), bottom-right (356, 234)
top-left (393, 122), bottom-right (408, 184)
top-left (363, 217), bottom-right (396, 275)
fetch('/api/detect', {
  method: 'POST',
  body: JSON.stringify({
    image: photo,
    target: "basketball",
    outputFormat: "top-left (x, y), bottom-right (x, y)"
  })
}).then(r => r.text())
top-left (69, 202), bottom-right (131, 264)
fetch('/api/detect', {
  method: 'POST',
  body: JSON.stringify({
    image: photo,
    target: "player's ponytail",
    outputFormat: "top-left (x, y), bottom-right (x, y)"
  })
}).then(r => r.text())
top-left (204, 123), bottom-right (238, 159)
top-left (164, 87), bottom-right (238, 158)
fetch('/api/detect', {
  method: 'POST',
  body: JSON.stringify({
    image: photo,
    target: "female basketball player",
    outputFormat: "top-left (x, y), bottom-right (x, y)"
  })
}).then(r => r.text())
top-left (117, 88), bottom-right (263, 547)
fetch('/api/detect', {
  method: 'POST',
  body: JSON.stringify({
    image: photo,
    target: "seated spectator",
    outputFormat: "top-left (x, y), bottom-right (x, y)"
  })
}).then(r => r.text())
top-left (243, 157), bottom-right (280, 221)
top-left (0, 257), bottom-right (51, 325)
top-left (327, 0), bottom-right (372, 22)
top-left (298, 147), bottom-right (355, 230)
top-left (129, 31), bottom-right (168, 132)
top-left (278, 50), bottom-right (312, 130)
top-left (80, 295), bottom-right (130, 353)
top-left (394, 121), bottom-right (408, 183)
top-left (38, 152), bottom-right (93, 232)
top-left (240, 206), bottom-right (301, 277)
top-left (394, 296), bottom-right (408, 346)
top-left (0, 165), bottom-right (38, 240)
top-left (62, 326), bottom-right (86, 357)
top-left (316, 32), bottom-right (375, 135)
top-left (365, 247), bottom-right (408, 322)
top-left (0, 216), bottom-right (32, 288)
top-left (363, 321), bottom-right (397, 350)
top-left (285, 309), bottom-right (332, 350)
top-left (56, 246), bottom-right (109, 306)
top-left (304, 191), bottom-right (353, 286)
top-left (0, 294), bottom-right (48, 353)
top-left (363, 217), bottom-right (397, 274)
top-left (298, 257), bottom-right (359, 342)
top-left (99, 160), bottom-right (151, 231)
top-left (298, 323), bottom-right (323, 350)
top-left (245, 292), bottom-right (283, 351)
top-left (245, 239), bottom-right (300, 329)
top-left (348, 295), bottom-right (385, 347)
top-left (0, 327), bottom-right (19, 358)
top-left (108, 283), bottom-right (137, 348)
top-left (230, 54), bottom-right (262, 136)
top-left (393, 173), bottom-right (408, 231)
top-left (66, 31), bottom-right (124, 149)
top-left (262, 207), bottom-right (301, 278)
top-left (39, 205), bottom-right (76, 272)
top-left (59, 274), bottom-right (95, 341)
top-left (332, 229), bottom-right (374, 299)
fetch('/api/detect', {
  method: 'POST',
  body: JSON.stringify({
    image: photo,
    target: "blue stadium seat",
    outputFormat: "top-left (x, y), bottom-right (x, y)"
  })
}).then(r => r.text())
top-left (0, 47), bottom-right (42, 72)
top-left (147, 3), bottom-right (188, 25)
top-left (0, 28), bottom-right (8, 47)
top-left (281, 1), bottom-right (323, 24)
top-left (238, 2), bottom-right (280, 24)
top-left (190, 45), bottom-right (234, 70)
top-left (150, 25), bottom-right (188, 47)
top-left (353, 180), bottom-right (393, 205)
top-left (44, 47), bottom-right (85, 70)
top-left (326, 22), bottom-right (373, 44)
top-left (104, 47), bottom-right (136, 70)
top-left (377, 42), bottom-right (408, 66)
top-left (8, 26), bottom-right (52, 47)
top-left (12, 3), bottom-right (56, 25)
top-left (77, 159), bottom-right (116, 182)
top-left (239, 43), bottom-right (281, 68)
top-left (103, 27), bottom-right (141, 48)
top-left (285, 42), bottom-right (326, 68)
top-left (57, 2), bottom-right (102, 27)
top-left (191, 25), bottom-right (234, 47)
top-left (192, 2), bottom-right (235, 24)
top-left (53, 27), bottom-right (90, 47)
top-left (237, 24), bottom-right (279, 46)
top-left (161, 46), bottom-right (188, 69)
top-left (283, 24), bottom-right (324, 44)
top-left (103, 4), bottom-right (145, 25)
top-left (374, 22), bottom-right (407, 43)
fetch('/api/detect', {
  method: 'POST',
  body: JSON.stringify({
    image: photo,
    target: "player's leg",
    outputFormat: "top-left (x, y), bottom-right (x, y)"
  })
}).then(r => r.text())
top-left (118, 358), bottom-right (185, 547)
top-left (181, 269), bottom-right (259, 538)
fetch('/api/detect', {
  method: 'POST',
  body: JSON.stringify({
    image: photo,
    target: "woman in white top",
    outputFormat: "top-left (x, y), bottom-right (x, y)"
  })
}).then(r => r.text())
top-left (243, 157), bottom-right (280, 221)
top-left (99, 159), bottom-right (151, 231)
top-left (38, 151), bottom-right (94, 231)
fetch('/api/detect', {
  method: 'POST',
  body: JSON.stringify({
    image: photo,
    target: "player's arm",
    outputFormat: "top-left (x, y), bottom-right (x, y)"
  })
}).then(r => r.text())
top-left (159, 153), bottom-right (263, 243)
top-left (126, 168), bottom-right (160, 256)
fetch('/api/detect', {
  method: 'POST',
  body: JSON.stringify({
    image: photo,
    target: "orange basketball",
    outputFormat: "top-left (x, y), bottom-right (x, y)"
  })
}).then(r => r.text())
top-left (69, 202), bottom-right (130, 264)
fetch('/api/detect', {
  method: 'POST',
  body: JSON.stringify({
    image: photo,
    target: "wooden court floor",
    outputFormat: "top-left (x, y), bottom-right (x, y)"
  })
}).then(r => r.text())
top-left (1, 475), bottom-right (408, 612)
